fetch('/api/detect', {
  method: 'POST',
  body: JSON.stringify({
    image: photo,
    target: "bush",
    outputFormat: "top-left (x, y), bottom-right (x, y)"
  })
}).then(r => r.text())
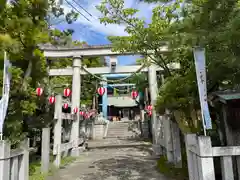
top-left (157, 155), bottom-right (188, 180)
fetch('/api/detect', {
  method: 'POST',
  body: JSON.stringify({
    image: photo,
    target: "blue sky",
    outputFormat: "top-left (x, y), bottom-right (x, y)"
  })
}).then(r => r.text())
top-left (54, 0), bottom-right (155, 65)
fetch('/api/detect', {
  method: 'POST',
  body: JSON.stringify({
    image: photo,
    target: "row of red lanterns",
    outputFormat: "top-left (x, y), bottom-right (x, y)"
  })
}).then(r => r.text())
top-left (37, 87), bottom-right (138, 99)
top-left (36, 87), bottom-right (71, 97)
top-left (97, 87), bottom-right (138, 99)
top-left (66, 106), bottom-right (95, 118)
top-left (37, 87), bottom-right (95, 119)
top-left (36, 87), bottom-right (71, 105)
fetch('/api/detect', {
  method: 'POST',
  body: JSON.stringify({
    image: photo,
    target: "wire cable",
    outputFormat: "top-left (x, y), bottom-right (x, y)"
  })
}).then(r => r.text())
top-left (72, 0), bottom-right (93, 17)
top-left (64, 0), bottom-right (91, 22)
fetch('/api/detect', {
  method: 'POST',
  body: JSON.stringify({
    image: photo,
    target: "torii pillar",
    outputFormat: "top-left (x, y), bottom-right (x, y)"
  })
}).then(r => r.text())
top-left (70, 56), bottom-right (81, 156)
top-left (148, 63), bottom-right (162, 155)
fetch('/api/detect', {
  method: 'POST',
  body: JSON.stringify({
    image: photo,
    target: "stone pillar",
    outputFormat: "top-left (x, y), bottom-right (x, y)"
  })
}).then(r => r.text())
top-left (0, 140), bottom-right (10, 180)
top-left (53, 95), bottom-right (62, 167)
top-left (140, 110), bottom-right (149, 138)
top-left (19, 139), bottom-right (29, 180)
top-left (70, 56), bottom-right (81, 156)
top-left (148, 63), bottom-right (161, 154)
top-left (101, 76), bottom-right (108, 119)
top-left (163, 113), bottom-right (174, 162)
top-left (41, 128), bottom-right (50, 173)
top-left (197, 136), bottom-right (215, 180)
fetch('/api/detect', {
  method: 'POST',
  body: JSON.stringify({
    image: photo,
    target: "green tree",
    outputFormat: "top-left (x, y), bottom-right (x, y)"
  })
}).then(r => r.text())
top-left (96, 0), bottom-right (240, 131)
top-left (0, 0), bottom-right (101, 144)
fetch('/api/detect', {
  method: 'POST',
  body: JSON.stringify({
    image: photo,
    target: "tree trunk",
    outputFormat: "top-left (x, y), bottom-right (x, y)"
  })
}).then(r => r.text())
top-left (21, 60), bottom-right (32, 90)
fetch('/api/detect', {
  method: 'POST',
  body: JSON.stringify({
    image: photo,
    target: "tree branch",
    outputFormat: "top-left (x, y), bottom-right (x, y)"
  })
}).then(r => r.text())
top-left (107, 9), bottom-right (172, 75)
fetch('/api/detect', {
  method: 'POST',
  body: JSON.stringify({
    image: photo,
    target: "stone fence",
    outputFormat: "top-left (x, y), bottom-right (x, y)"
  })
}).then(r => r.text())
top-left (0, 139), bottom-right (29, 180)
top-left (134, 111), bottom-right (182, 168)
top-left (0, 93), bottom-right (108, 179)
top-left (185, 133), bottom-right (240, 180)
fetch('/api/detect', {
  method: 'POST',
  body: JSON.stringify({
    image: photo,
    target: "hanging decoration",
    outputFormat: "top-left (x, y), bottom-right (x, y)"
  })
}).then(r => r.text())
top-left (63, 103), bottom-right (68, 109)
top-left (79, 111), bottom-right (85, 116)
top-left (63, 88), bottom-right (71, 97)
top-left (131, 90), bottom-right (138, 99)
top-left (84, 112), bottom-right (90, 119)
top-left (146, 105), bottom-right (153, 111)
top-left (97, 87), bottom-right (105, 96)
top-left (73, 107), bottom-right (78, 114)
top-left (148, 111), bottom-right (152, 116)
top-left (48, 96), bottom-right (55, 104)
top-left (36, 87), bottom-right (43, 96)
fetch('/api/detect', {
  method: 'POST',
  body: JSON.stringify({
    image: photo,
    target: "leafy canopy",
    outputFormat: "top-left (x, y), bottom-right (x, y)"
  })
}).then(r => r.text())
top-left (96, 0), bottom-right (240, 129)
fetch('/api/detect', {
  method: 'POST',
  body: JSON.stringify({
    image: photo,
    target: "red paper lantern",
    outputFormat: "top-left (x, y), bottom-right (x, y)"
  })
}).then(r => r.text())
top-left (84, 113), bottom-right (90, 119)
top-left (97, 87), bottom-right (105, 96)
top-left (79, 111), bottom-right (85, 116)
top-left (146, 105), bottom-right (153, 111)
top-left (148, 111), bottom-right (152, 116)
top-left (63, 103), bottom-right (68, 109)
top-left (63, 88), bottom-right (71, 97)
top-left (131, 90), bottom-right (138, 99)
top-left (36, 87), bottom-right (43, 96)
top-left (48, 96), bottom-right (55, 104)
top-left (73, 107), bottom-right (78, 114)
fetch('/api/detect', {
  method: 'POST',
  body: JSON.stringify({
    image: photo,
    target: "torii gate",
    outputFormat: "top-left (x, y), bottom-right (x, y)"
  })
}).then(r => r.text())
top-left (40, 44), bottom-right (179, 155)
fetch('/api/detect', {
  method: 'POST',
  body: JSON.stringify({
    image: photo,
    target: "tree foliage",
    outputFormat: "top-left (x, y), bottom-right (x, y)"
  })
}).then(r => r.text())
top-left (0, 0), bottom-right (103, 144)
top-left (97, 0), bottom-right (240, 129)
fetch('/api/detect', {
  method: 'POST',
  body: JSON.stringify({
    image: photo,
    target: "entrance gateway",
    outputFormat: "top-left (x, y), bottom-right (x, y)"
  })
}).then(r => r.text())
top-left (40, 44), bottom-right (179, 154)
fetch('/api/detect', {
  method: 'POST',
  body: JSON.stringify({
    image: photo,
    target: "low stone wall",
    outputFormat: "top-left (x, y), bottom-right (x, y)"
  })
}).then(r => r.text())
top-left (85, 121), bottom-right (94, 139)
top-left (92, 124), bottom-right (105, 140)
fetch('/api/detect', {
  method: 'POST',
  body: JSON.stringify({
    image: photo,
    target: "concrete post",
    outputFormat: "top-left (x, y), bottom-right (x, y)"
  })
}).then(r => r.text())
top-left (171, 121), bottom-right (182, 167)
top-left (53, 94), bottom-right (62, 167)
top-left (0, 140), bottom-right (10, 180)
top-left (101, 76), bottom-right (108, 119)
top-left (41, 128), bottom-right (50, 173)
top-left (148, 63), bottom-right (161, 154)
top-left (19, 139), bottom-right (29, 180)
top-left (163, 114), bottom-right (174, 162)
top-left (70, 56), bottom-right (81, 156)
top-left (185, 134), bottom-right (197, 180)
top-left (221, 156), bottom-right (234, 180)
top-left (197, 136), bottom-right (215, 180)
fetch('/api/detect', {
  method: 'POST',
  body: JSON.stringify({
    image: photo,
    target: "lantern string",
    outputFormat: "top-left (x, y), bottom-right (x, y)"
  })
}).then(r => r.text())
top-left (107, 86), bottom-right (135, 93)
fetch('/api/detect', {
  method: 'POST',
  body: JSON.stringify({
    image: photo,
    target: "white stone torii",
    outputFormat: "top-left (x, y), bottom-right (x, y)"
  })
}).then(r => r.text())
top-left (41, 44), bottom-right (178, 156)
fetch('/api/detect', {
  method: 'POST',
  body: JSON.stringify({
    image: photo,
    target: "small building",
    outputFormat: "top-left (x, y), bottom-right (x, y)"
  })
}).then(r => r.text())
top-left (98, 74), bottom-right (141, 121)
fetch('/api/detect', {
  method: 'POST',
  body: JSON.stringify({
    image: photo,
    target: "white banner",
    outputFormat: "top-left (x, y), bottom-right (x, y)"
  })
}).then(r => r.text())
top-left (193, 47), bottom-right (212, 129)
top-left (0, 52), bottom-right (11, 134)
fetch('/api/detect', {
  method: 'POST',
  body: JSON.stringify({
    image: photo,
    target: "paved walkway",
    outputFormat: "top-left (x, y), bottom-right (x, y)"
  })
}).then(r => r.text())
top-left (47, 139), bottom-right (173, 180)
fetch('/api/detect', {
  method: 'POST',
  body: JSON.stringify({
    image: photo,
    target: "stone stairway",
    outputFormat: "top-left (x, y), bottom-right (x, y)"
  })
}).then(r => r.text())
top-left (106, 121), bottom-right (139, 139)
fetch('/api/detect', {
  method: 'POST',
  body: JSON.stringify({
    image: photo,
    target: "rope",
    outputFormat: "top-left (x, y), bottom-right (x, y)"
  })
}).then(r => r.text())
top-left (81, 63), bottom-right (148, 83)
top-left (107, 85), bottom-right (135, 93)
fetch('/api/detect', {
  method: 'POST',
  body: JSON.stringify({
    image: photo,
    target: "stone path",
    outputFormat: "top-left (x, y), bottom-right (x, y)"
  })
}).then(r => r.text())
top-left (47, 139), bottom-right (173, 180)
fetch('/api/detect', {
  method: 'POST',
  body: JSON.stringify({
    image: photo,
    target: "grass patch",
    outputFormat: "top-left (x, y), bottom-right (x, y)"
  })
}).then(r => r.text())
top-left (60, 156), bottom-right (76, 167)
top-left (29, 156), bottom-right (77, 180)
top-left (157, 155), bottom-right (188, 180)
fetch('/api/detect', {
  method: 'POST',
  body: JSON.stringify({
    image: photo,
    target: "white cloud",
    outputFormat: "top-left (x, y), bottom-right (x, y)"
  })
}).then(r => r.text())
top-left (61, 0), bottom-right (155, 36)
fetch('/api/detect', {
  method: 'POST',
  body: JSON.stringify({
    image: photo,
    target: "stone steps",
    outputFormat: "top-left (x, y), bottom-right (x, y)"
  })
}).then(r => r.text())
top-left (106, 121), bottom-right (138, 138)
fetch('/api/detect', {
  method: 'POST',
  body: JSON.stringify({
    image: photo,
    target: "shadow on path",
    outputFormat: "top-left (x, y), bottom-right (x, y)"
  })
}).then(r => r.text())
top-left (48, 144), bottom-right (172, 180)
top-left (81, 155), bottom-right (161, 180)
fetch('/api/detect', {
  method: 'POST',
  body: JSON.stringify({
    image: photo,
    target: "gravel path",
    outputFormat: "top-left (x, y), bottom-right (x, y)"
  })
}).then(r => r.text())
top-left (47, 139), bottom-right (173, 180)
